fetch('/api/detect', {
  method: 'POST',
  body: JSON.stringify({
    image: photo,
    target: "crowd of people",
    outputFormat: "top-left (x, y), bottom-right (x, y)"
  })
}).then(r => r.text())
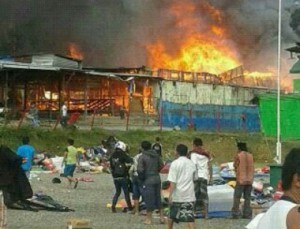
top-left (1, 134), bottom-right (300, 229)
top-left (105, 136), bottom-right (254, 229)
top-left (107, 137), bottom-right (300, 229)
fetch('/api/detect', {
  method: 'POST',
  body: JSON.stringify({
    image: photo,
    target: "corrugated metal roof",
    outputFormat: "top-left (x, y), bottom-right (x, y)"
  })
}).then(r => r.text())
top-left (0, 60), bottom-right (123, 80)
top-left (0, 60), bottom-right (60, 71)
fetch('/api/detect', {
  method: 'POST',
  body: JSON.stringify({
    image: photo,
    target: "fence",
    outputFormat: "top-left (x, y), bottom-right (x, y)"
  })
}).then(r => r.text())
top-left (4, 97), bottom-right (261, 133)
top-left (160, 101), bottom-right (260, 132)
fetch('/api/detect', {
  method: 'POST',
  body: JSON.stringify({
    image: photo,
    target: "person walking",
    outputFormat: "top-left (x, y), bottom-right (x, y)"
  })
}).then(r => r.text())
top-left (167, 144), bottom-right (197, 229)
top-left (231, 142), bottom-right (254, 219)
top-left (137, 140), bottom-right (164, 225)
top-left (60, 101), bottom-right (68, 128)
top-left (109, 141), bottom-right (133, 213)
top-left (247, 148), bottom-right (300, 228)
top-left (16, 136), bottom-right (36, 179)
top-left (62, 138), bottom-right (80, 189)
top-left (27, 102), bottom-right (39, 127)
top-left (189, 137), bottom-right (212, 218)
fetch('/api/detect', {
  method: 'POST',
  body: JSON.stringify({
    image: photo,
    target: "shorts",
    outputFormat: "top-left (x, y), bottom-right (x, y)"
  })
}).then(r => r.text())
top-left (194, 178), bottom-right (208, 212)
top-left (64, 164), bottom-right (76, 177)
top-left (169, 202), bottom-right (195, 223)
top-left (132, 176), bottom-right (143, 200)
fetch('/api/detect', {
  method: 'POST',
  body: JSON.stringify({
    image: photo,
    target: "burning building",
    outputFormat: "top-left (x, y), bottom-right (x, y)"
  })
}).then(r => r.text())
top-left (0, 51), bottom-right (274, 132)
top-left (0, 0), bottom-right (298, 131)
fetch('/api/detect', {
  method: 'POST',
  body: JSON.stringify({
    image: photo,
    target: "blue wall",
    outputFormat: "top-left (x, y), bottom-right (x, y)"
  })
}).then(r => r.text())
top-left (161, 101), bottom-right (260, 132)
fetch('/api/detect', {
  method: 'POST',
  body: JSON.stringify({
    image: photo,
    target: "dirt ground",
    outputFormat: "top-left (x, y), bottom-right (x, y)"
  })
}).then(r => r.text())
top-left (6, 171), bottom-right (253, 229)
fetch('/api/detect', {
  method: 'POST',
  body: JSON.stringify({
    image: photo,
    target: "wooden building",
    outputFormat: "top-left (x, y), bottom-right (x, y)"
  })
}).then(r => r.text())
top-left (0, 54), bottom-right (162, 119)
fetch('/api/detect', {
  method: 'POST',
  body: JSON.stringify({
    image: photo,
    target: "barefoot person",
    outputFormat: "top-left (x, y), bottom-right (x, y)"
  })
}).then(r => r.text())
top-left (62, 138), bottom-right (80, 189)
top-left (231, 142), bottom-right (254, 219)
top-left (137, 140), bottom-right (164, 225)
top-left (189, 137), bottom-right (212, 218)
top-left (168, 144), bottom-right (197, 229)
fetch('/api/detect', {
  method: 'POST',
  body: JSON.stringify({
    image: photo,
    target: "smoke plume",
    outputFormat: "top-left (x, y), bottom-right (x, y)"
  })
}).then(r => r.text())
top-left (0, 0), bottom-right (298, 72)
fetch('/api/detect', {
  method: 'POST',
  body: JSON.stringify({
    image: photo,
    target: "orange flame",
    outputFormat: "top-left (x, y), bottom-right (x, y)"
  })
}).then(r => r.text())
top-left (146, 0), bottom-right (289, 90)
top-left (147, 0), bottom-right (240, 74)
top-left (147, 35), bottom-right (240, 75)
top-left (68, 43), bottom-right (84, 60)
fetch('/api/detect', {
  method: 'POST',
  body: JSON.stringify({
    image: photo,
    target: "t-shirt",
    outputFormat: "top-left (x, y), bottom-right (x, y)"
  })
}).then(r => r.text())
top-left (190, 153), bottom-right (210, 181)
top-left (62, 104), bottom-right (67, 117)
top-left (17, 144), bottom-right (35, 171)
top-left (65, 145), bottom-right (78, 165)
top-left (167, 156), bottom-right (196, 202)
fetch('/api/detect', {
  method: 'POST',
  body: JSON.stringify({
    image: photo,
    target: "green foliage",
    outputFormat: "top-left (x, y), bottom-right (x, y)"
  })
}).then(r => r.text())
top-left (1, 127), bottom-right (299, 164)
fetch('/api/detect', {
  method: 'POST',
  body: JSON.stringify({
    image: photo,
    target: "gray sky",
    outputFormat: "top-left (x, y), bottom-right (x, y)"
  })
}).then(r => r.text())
top-left (0, 0), bottom-right (298, 73)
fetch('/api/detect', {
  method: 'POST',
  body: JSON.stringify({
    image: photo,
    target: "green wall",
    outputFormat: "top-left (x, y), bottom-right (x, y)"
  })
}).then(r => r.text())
top-left (259, 93), bottom-right (300, 140)
top-left (294, 79), bottom-right (300, 93)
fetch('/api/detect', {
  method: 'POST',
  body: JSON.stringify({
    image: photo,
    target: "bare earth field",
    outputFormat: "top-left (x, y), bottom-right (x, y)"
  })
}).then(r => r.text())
top-left (7, 171), bottom-right (251, 229)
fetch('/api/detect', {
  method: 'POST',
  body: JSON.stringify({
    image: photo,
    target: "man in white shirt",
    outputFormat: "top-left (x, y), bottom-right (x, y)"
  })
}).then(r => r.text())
top-left (167, 144), bottom-right (197, 229)
top-left (60, 101), bottom-right (68, 128)
top-left (189, 137), bottom-right (212, 219)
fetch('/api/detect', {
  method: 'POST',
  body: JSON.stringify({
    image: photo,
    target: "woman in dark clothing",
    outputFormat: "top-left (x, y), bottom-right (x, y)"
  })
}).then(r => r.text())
top-left (109, 141), bottom-right (133, 213)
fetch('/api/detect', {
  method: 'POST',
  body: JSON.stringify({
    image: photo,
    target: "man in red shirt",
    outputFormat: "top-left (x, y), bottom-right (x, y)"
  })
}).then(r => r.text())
top-left (231, 142), bottom-right (254, 219)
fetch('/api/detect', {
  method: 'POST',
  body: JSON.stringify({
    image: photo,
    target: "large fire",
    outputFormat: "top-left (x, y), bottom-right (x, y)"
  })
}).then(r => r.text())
top-left (147, 36), bottom-right (240, 75)
top-left (146, 0), bottom-right (239, 74)
top-left (146, 0), bottom-right (292, 91)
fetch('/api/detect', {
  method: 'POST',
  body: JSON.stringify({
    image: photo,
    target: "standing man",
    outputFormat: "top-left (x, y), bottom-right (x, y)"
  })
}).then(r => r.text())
top-left (231, 142), bottom-right (254, 219)
top-left (137, 140), bottom-right (164, 225)
top-left (60, 101), bottom-right (68, 128)
top-left (16, 136), bottom-right (35, 179)
top-left (167, 144), bottom-right (197, 229)
top-left (152, 137), bottom-right (162, 157)
top-left (62, 138), bottom-right (79, 189)
top-left (189, 137), bottom-right (212, 219)
top-left (110, 141), bottom-right (133, 213)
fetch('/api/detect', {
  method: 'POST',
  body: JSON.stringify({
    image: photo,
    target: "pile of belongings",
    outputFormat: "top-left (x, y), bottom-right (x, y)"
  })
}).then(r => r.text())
top-left (34, 147), bottom-right (110, 174)
top-left (219, 163), bottom-right (282, 217)
top-left (219, 162), bottom-right (236, 180)
top-left (33, 152), bottom-right (62, 173)
top-left (78, 146), bottom-right (110, 174)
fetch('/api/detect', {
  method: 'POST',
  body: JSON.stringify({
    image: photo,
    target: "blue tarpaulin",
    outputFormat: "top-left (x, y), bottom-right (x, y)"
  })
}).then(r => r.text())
top-left (161, 101), bottom-right (260, 132)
